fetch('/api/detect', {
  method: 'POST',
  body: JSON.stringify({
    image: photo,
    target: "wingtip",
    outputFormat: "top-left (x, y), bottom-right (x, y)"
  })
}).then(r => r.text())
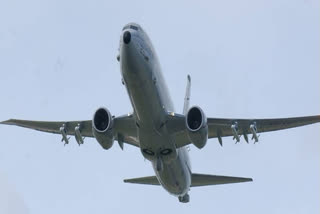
top-left (241, 177), bottom-right (253, 182)
top-left (123, 179), bottom-right (132, 184)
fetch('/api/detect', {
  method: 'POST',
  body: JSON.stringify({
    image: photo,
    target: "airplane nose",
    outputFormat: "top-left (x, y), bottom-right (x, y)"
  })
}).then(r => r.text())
top-left (123, 31), bottom-right (131, 44)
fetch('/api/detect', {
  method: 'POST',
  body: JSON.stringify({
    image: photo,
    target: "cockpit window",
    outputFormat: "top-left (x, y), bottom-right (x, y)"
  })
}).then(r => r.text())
top-left (122, 25), bottom-right (139, 31)
top-left (130, 25), bottom-right (139, 30)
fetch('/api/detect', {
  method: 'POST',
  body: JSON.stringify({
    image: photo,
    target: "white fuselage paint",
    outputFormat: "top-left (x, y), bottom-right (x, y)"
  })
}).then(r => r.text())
top-left (120, 24), bottom-right (191, 197)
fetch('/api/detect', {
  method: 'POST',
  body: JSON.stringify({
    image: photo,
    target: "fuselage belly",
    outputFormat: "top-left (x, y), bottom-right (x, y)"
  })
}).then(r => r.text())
top-left (120, 24), bottom-right (191, 196)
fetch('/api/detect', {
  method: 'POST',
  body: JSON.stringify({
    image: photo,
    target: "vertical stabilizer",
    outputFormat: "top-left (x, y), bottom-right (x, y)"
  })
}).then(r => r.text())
top-left (183, 75), bottom-right (191, 115)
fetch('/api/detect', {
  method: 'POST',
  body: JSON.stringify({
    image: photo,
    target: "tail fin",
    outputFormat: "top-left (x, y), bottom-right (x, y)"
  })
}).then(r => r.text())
top-left (124, 173), bottom-right (252, 187)
top-left (183, 75), bottom-right (191, 115)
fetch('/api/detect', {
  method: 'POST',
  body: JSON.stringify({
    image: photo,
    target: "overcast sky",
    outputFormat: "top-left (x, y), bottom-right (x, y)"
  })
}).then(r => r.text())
top-left (0, 0), bottom-right (319, 213)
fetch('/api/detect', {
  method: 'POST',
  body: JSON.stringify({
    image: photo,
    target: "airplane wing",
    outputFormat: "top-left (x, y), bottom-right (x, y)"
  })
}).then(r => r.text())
top-left (2, 114), bottom-right (319, 149)
top-left (0, 115), bottom-right (139, 148)
top-left (207, 115), bottom-right (320, 139)
top-left (170, 114), bottom-right (320, 148)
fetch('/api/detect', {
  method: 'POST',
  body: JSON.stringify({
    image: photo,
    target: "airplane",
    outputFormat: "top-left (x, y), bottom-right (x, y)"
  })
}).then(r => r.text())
top-left (1, 22), bottom-right (319, 203)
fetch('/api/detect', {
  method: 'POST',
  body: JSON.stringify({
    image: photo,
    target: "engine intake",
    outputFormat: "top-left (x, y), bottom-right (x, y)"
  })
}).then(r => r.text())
top-left (93, 108), bottom-right (112, 132)
top-left (187, 107), bottom-right (204, 131)
top-left (186, 106), bottom-right (208, 149)
top-left (92, 107), bottom-right (114, 150)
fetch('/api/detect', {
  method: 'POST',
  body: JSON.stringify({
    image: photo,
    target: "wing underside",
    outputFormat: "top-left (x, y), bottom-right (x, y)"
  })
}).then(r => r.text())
top-left (170, 114), bottom-right (320, 148)
top-left (0, 115), bottom-right (139, 148)
top-left (207, 115), bottom-right (320, 138)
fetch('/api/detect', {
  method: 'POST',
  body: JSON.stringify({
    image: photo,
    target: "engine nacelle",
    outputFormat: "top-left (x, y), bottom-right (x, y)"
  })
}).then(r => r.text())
top-left (186, 106), bottom-right (208, 149)
top-left (92, 107), bottom-right (114, 150)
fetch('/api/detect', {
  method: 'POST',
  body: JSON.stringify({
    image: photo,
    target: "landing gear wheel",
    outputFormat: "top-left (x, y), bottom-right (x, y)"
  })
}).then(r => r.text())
top-left (178, 193), bottom-right (190, 203)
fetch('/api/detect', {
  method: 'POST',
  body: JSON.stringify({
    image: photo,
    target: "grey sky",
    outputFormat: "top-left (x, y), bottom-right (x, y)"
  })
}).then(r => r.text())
top-left (0, 0), bottom-right (319, 213)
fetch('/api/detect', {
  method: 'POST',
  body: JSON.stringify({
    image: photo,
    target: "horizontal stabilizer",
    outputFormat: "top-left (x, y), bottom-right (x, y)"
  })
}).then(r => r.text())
top-left (124, 173), bottom-right (252, 187)
top-left (190, 173), bottom-right (252, 187)
top-left (124, 176), bottom-right (159, 185)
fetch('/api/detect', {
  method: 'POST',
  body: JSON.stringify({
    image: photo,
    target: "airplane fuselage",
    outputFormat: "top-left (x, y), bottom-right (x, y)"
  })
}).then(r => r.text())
top-left (120, 23), bottom-right (191, 198)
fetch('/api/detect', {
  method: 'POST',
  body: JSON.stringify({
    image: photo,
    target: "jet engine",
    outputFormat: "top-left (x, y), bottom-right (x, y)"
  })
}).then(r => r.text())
top-left (92, 107), bottom-right (114, 150)
top-left (186, 106), bottom-right (208, 149)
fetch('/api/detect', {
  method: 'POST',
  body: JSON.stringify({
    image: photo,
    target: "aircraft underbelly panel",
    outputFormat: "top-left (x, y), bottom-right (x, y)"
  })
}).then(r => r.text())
top-left (152, 148), bottom-right (191, 196)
